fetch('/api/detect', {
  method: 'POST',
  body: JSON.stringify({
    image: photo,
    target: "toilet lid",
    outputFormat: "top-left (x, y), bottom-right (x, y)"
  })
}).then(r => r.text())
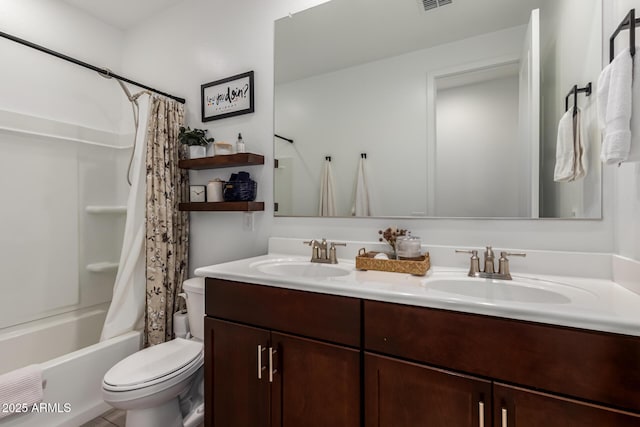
top-left (104, 338), bottom-right (203, 388)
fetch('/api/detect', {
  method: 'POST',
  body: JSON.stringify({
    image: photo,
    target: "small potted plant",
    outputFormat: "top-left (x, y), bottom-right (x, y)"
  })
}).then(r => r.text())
top-left (178, 126), bottom-right (215, 159)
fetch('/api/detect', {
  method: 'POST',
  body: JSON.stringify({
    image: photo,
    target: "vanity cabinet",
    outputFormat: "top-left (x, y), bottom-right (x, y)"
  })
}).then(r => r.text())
top-left (204, 278), bottom-right (640, 426)
top-left (365, 300), bottom-right (640, 426)
top-left (365, 353), bottom-right (491, 426)
top-left (494, 383), bottom-right (640, 427)
top-left (204, 279), bottom-right (361, 427)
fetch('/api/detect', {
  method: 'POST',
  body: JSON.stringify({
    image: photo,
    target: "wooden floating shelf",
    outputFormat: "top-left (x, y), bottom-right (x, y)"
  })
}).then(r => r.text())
top-left (179, 201), bottom-right (264, 212)
top-left (179, 153), bottom-right (264, 170)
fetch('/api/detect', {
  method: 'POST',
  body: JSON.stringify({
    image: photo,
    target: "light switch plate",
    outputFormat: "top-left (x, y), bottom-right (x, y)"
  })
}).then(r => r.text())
top-left (243, 212), bottom-right (255, 231)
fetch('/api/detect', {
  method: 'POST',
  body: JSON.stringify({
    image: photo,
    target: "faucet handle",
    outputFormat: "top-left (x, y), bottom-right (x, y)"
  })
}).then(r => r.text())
top-left (455, 249), bottom-right (480, 277)
top-left (498, 251), bottom-right (526, 277)
top-left (328, 242), bottom-right (346, 264)
top-left (501, 251), bottom-right (526, 258)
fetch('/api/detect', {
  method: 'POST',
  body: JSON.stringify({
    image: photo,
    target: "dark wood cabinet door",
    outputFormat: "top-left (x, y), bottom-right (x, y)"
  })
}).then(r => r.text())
top-left (365, 353), bottom-right (491, 427)
top-left (271, 332), bottom-right (360, 427)
top-left (205, 318), bottom-right (271, 427)
top-left (494, 383), bottom-right (640, 427)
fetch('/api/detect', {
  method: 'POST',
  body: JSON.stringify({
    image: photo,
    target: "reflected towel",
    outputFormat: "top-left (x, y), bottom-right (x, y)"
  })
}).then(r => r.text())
top-left (598, 48), bottom-right (633, 164)
top-left (0, 365), bottom-right (43, 419)
top-left (554, 107), bottom-right (587, 182)
top-left (351, 157), bottom-right (374, 216)
top-left (319, 160), bottom-right (337, 216)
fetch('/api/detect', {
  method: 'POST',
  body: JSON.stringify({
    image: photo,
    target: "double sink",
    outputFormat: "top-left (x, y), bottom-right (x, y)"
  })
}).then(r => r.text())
top-left (195, 251), bottom-right (639, 336)
top-left (249, 257), bottom-right (581, 305)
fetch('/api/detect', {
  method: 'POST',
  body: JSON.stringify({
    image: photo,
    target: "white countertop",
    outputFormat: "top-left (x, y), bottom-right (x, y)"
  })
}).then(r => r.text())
top-left (195, 253), bottom-right (640, 337)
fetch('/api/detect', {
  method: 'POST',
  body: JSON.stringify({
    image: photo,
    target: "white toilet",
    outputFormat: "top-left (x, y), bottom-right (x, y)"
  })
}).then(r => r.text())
top-left (102, 278), bottom-right (205, 427)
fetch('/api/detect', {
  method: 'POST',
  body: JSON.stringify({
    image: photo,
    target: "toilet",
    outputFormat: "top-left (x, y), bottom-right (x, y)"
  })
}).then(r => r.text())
top-left (102, 278), bottom-right (205, 427)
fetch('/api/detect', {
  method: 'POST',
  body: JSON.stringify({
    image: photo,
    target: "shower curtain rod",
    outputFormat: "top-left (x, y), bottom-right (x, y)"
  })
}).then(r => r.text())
top-left (0, 30), bottom-right (186, 104)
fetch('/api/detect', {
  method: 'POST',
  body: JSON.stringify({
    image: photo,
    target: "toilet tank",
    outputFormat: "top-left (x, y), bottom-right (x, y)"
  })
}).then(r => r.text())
top-left (182, 278), bottom-right (205, 341)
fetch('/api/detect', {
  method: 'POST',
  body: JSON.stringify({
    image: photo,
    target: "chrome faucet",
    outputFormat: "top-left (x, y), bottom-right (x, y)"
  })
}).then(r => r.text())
top-left (456, 246), bottom-right (526, 280)
top-left (303, 239), bottom-right (346, 264)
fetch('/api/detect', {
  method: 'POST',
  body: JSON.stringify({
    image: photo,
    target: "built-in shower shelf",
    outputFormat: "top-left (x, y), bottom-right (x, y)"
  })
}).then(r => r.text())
top-left (85, 205), bottom-right (127, 214)
top-left (179, 201), bottom-right (264, 212)
top-left (178, 153), bottom-right (264, 170)
top-left (86, 262), bottom-right (119, 273)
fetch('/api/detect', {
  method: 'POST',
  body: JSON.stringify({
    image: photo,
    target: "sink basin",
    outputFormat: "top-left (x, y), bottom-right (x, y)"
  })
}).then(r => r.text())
top-left (252, 260), bottom-right (352, 278)
top-left (426, 278), bottom-right (571, 304)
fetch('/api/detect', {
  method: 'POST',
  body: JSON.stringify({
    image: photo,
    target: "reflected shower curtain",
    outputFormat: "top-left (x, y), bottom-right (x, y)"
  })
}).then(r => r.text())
top-left (144, 97), bottom-right (188, 346)
top-left (101, 94), bottom-right (151, 341)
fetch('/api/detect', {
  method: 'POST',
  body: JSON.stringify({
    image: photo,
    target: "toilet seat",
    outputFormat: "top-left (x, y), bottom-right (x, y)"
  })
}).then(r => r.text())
top-left (104, 338), bottom-right (203, 392)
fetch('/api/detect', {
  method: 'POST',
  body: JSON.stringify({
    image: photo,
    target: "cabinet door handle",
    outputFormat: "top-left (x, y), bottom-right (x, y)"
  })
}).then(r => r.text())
top-left (478, 402), bottom-right (484, 427)
top-left (257, 345), bottom-right (267, 380)
top-left (501, 408), bottom-right (508, 427)
top-left (268, 347), bottom-right (278, 383)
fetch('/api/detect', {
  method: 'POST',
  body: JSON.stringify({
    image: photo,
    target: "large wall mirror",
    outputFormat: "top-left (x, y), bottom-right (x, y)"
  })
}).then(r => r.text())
top-left (274, 0), bottom-right (602, 219)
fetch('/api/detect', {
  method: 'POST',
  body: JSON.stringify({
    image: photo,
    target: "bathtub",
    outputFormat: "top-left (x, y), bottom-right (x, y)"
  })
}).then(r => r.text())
top-left (0, 306), bottom-right (141, 427)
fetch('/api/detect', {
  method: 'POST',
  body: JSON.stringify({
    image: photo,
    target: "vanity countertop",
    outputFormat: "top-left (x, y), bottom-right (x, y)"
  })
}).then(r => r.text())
top-left (195, 253), bottom-right (640, 337)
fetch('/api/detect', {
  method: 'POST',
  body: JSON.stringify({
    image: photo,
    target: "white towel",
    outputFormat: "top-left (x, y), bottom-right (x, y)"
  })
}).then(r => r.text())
top-left (574, 108), bottom-right (587, 180)
top-left (319, 160), bottom-right (337, 216)
top-left (554, 107), bottom-right (587, 182)
top-left (0, 365), bottom-right (43, 419)
top-left (598, 48), bottom-right (633, 164)
top-left (629, 48), bottom-right (640, 162)
top-left (351, 157), bottom-right (374, 216)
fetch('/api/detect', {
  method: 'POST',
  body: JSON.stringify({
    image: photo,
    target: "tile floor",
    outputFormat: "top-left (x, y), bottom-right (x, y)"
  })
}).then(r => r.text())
top-left (81, 408), bottom-right (204, 427)
top-left (80, 408), bottom-right (125, 427)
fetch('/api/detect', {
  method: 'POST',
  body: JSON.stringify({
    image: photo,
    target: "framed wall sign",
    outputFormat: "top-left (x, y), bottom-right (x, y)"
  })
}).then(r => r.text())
top-left (201, 71), bottom-right (255, 122)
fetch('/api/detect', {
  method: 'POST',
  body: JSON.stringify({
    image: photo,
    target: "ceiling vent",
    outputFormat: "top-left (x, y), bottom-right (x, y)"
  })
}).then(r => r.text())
top-left (417, 0), bottom-right (452, 12)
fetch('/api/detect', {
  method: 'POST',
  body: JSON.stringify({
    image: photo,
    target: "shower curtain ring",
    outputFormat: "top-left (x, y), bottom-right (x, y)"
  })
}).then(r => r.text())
top-left (98, 67), bottom-right (113, 79)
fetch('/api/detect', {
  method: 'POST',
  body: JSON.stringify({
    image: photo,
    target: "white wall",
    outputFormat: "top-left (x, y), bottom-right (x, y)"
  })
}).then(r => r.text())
top-left (605, 0), bottom-right (640, 261)
top-left (121, 0), bottom-right (614, 272)
top-left (120, 0), bottom-right (331, 273)
top-left (436, 76), bottom-right (521, 217)
top-left (539, 0), bottom-right (602, 218)
top-left (0, 0), bottom-right (126, 133)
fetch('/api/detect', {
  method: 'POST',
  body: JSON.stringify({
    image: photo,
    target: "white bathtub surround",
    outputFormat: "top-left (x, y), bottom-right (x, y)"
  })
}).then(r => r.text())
top-left (195, 237), bottom-right (640, 337)
top-left (0, 331), bottom-right (140, 427)
top-left (0, 366), bottom-right (43, 420)
top-left (0, 305), bottom-right (109, 375)
top-left (101, 95), bottom-right (150, 342)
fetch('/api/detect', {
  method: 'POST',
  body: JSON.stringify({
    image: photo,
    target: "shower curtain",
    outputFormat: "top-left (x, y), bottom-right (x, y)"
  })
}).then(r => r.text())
top-left (101, 95), bottom-right (188, 346)
top-left (144, 97), bottom-right (188, 346)
top-left (100, 94), bottom-right (151, 341)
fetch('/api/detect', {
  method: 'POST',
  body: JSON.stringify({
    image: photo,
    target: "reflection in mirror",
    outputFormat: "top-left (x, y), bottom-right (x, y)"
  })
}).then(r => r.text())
top-left (274, 0), bottom-right (602, 219)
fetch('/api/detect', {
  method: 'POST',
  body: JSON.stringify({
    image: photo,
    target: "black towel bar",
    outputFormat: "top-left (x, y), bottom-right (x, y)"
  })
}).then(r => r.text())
top-left (565, 83), bottom-right (592, 114)
top-left (610, 8), bottom-right (640, 62)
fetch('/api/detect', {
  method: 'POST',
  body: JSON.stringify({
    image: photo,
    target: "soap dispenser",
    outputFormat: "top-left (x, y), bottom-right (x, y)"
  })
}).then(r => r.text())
top-left (236, 133), bottom-right (246, 153)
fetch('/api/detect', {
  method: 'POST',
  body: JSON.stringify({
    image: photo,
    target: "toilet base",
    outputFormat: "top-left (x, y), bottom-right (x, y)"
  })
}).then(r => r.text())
top-left (125, 397), bottom-right (183, 427)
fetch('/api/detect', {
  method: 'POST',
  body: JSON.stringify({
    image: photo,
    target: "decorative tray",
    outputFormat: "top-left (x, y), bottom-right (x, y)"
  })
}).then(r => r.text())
top-left (355, 248), bottom-right (430, 276)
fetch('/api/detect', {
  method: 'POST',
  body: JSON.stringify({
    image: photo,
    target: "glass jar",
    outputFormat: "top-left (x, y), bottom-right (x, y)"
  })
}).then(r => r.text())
top-left (396, 233), bottom-right (422, 259)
